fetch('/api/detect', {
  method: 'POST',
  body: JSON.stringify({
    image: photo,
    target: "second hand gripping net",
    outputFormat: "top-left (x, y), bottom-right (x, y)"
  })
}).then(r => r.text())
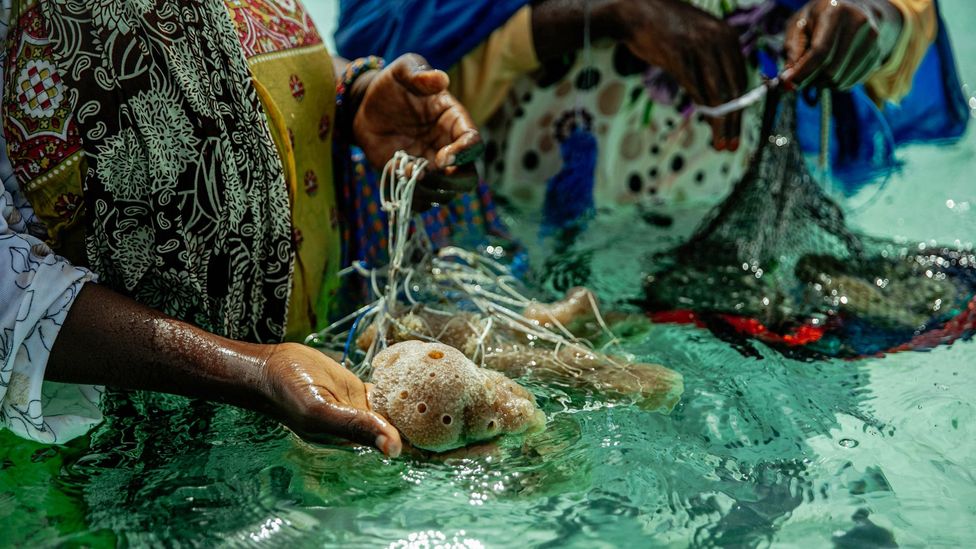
top-left (643, 92), bottom-right (976, 358)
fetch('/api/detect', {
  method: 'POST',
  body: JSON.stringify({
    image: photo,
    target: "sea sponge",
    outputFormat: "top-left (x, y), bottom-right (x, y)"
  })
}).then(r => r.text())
top-left (368, 341), bottom-right (546, 452)
top-left (523, 287), bottom-right (597, 327)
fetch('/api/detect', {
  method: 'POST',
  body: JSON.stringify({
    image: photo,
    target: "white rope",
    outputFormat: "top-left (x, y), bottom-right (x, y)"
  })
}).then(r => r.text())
top-left (696, 78), bottom-right (780, 118)
top-left (362, 152), bottom-right (429, 369)
top-left (308, 150), bottom-right (629, 384)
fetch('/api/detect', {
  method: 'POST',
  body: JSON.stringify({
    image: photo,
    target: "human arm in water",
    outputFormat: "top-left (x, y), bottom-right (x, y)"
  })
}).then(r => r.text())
top-left (31, 51), bottom-right (498, 457)
top-left (45, 283), bottom-right (404, 458)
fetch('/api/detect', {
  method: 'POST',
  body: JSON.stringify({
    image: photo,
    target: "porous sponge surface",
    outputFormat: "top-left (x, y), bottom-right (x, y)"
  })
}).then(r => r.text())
top-left (369, 341), bottom-right (545, 452)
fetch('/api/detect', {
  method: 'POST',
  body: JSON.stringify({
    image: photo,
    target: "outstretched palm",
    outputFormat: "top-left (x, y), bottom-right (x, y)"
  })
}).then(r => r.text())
top-left (263, 343), bottom-right (402, 457)
top-left (353, 54), bottom-right (481, 172)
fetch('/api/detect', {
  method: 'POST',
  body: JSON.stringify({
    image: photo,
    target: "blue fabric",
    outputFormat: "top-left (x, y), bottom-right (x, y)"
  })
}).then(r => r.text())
top-left (335, 0), bottom-right (530, 70)
top-left (795, 2), bottom-right (969, 191)
top-left (543, 128), bottom-right (597, 231)
top-left (774, 0), bottom-right (809, 9)
top-left (336, 0), bottom-right (968, 192)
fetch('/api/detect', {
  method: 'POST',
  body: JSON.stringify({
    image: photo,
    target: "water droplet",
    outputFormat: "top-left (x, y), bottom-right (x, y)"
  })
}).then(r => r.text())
top-left (839, 439), bottom-right (859, 448)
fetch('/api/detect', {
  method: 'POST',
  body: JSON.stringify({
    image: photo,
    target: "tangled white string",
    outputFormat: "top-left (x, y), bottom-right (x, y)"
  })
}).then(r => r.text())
top-left (306, 151), bottom-right (627, 379)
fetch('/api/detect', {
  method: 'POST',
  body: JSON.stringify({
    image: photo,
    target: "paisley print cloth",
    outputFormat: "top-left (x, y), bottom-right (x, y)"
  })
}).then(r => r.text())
top-left (35, 0), bottom-right (294, 343)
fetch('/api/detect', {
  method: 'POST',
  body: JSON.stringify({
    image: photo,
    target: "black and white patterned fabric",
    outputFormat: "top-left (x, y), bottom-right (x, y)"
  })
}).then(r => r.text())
top-left (0, 1), bottom-right (103, 444)
top-left (36, 0), bottom-right (295, 343)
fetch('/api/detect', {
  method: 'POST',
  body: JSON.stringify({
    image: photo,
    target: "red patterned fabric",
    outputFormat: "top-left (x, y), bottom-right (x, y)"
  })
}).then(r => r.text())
top-left (2, 4), bottom-right (83, 185)
top-left (225, 0), bottom-right (323, 58)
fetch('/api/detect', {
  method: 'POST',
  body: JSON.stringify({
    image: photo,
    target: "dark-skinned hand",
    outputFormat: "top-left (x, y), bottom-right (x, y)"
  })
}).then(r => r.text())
top-left (263, 343), bottom-right (403, 458)
top-left (783, 0), bottom-right (904, 91)
top-left (351, 53), bottom-right (482, 210)
top-left (613, 0), bottom-right (748, 151)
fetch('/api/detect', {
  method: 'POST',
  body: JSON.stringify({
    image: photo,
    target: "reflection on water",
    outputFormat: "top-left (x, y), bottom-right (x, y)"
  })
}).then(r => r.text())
top-left (6, 300), bottom-right (973, 547)
top-left (4, 153), bottom-right (976, 548)
top-left (5, 3), bottom-right (976, 545)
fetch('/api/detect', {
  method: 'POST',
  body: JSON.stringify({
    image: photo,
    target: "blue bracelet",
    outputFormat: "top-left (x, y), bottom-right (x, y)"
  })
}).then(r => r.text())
top-left (336, 56), bottom-right (385, 107)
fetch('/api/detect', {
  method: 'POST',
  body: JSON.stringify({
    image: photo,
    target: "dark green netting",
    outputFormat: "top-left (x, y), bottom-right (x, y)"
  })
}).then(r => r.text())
top-left (643, 93), bottom-right (976, 358)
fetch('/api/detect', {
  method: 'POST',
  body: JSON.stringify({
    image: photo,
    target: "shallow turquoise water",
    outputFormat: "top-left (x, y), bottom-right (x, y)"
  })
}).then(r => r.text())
top-left (3, 2), bottom-right (976, 547)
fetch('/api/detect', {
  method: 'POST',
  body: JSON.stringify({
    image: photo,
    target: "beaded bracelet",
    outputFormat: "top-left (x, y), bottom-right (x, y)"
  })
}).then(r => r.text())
top-left (336, 55), bottom-right (385, 108)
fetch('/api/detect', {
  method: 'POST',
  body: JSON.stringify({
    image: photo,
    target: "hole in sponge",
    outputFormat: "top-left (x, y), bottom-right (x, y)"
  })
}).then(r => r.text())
top-left (429, 372), bottom-right (436, 378)
top-left (442, 414), bottom-right (453, 425)
top-left (417, 402), bottom-right (428, 414)
top-left (428, 350), bottom-right (445, 359)
top-left (487, 420), bottom-right (497, 431)
top-left (399, 390), bottom-right (409, 399)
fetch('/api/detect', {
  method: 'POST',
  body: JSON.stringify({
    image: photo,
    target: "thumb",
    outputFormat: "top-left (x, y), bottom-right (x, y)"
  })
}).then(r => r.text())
top-left (321, 403), bottom-right (403, 458)
top-left (392, 53), bottom-right (450, 96)
top-left (784, 14), bottom-right (811, 68)
top-left (304, 402), bottom-right (403, 458)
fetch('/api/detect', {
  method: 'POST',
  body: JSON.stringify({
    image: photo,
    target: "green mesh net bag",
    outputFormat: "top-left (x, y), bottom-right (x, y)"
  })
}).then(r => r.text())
top-left (643, 92), bottom-right (976, 358)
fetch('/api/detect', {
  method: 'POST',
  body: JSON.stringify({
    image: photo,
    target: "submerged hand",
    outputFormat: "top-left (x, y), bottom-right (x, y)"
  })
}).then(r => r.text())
top-left (352, 54), bottom-right (482, 208)
top-left (612, 0), bottom-right (748, 150)
top-left (262, 343), bottom-right (403, 458)
top-left (783, 0), bottom-right (904, 91)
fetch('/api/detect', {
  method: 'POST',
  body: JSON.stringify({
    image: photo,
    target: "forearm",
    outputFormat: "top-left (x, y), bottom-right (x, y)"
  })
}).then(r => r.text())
top-left (46, 283), bottom-right (273, 412)
top-left (530, 0), bottom-right (626, 61)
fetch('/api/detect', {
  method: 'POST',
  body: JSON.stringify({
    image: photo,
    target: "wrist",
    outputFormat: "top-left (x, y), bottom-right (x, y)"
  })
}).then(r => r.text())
top-left (531, 0), bottom-right (631, 60)
top-left (336, 56), bottom-right (385, 142)
top-left (345, 69), bottom-right (380, 143)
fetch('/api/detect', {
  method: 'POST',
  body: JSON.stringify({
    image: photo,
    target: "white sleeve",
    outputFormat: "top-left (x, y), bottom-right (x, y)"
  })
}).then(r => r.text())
top-left (0, 0), bottom-right (103, 444)
top-left (0, 138), bottom-right (103, 444)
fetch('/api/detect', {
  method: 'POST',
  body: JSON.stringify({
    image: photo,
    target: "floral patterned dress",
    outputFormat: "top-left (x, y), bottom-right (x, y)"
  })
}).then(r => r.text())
top-left (485, 0), bottom-right (773, 249)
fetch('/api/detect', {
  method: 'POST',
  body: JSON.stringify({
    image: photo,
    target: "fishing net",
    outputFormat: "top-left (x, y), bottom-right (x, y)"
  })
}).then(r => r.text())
top-left (643, 92), bottom-right (976, 358)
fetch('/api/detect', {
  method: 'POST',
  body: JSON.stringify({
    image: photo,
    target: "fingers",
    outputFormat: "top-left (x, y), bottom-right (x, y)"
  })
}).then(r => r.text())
top-left (384, 60), bottom-right (482, 171)
top-left (698, 37), bottom-right (746, 150)
top-left (434, 125), bottom-right (481, 169)
top-left (677, 49), bottom-right (726, 148)
top-left (717, 44), bottom-right (747, 150)
top-left (418, 164), bottom-right (479, 197)
top-left (304, 401), bottom-right (404, 458)
top-left (391, 53), bottom-right (450, 96)
top-left (782, 10), bottom-right (837, 89)
top-left (784, 8), bottom-right (812, 70)
top-left (420, 91), bottom-right (481, 169)
top-left (784, 0), bottom-right (884, 91)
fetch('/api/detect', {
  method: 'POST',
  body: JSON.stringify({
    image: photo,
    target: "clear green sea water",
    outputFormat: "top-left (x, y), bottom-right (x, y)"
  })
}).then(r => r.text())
top-left (3, 2), bottom-right (976, 547)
